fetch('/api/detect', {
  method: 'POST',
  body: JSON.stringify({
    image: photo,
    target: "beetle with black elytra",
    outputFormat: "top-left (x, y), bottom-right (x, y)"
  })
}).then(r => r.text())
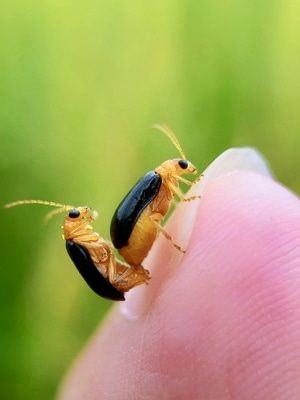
top-left (5, 200), bottom-right (150, 301)
top-left (110, 124), bottom-right (202, 269)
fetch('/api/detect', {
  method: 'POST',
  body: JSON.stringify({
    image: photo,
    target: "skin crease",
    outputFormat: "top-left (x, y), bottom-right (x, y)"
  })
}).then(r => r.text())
top-left (57, 169), bottom-right (300, 400)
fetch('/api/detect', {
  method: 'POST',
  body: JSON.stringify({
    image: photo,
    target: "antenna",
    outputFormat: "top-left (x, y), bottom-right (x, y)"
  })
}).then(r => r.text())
top-left (4, 199), bottom-right (75, 223)
top-left (153, 124), bottom-right (187, 160)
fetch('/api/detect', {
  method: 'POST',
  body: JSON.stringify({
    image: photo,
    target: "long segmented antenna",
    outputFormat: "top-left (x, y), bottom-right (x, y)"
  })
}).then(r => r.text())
top-left (153, 124), bottom-right (187, 160)
top-left (4, 199), bottom-right (75, 223)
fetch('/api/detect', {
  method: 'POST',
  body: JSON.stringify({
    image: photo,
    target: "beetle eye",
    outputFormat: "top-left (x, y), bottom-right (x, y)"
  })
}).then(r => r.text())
top-left (69, 209), bottom-right (80, 218)
top-left (178, 159), bottom-right (188, 169)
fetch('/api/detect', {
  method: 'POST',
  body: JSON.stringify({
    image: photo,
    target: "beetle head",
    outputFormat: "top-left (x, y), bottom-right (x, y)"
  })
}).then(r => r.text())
top-left (63, 207), bottom-right (99, 240)
top-left (156, 158), bottom-right (197, 178)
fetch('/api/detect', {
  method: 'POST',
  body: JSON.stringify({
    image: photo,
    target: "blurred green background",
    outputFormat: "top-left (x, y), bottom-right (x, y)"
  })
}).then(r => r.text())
top-left (1, 1), bottom-right (299, 398)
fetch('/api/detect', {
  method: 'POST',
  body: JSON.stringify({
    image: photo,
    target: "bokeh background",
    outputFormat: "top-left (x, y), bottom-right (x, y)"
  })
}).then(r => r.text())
top-left (1, 1), bottom-right (299, 399)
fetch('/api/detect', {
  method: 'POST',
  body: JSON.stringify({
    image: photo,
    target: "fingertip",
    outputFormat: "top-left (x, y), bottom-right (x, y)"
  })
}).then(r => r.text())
top-left (58, 149), bottom-right (300, 399)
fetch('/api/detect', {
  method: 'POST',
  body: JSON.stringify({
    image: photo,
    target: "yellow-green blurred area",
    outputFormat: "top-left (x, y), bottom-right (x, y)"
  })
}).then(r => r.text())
top-left (1, 1), bottom-right (300, 398)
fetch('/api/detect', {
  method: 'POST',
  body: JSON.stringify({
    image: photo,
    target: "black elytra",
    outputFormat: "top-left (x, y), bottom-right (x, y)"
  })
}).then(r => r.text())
top-left (110, 171), bottom-right (162, 249)
top-left (66, 240), bottom-right (125, 301)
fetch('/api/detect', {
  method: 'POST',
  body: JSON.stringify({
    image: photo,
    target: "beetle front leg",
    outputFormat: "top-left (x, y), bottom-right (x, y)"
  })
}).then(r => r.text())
top-left (175, 173), bottom-right (203, 187)
top-left (167, 181), bottom-right (200, 203)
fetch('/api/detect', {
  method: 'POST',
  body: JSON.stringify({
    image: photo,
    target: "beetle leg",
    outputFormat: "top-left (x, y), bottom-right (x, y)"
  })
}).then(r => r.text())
top-left (151, 214), bottom-right (185, 253)
top-left (193, 173), bottom-right (204, 184)
top-left (174, 173), bottom-right (203, 186)
top-left (73, 233), bottom-right (100, 244)
top-left (108, 255), bottom-right (123, 283)
top-left (107, 254), bottom-right (140, 286)
top-left (168, 181), bottom-right (200, 203)
top-left (109, 258), bottom-right (150, 290)
top-left (157, 223), bottom-right (185, 253)
top-left (171, 198), bottom-right (178, 207)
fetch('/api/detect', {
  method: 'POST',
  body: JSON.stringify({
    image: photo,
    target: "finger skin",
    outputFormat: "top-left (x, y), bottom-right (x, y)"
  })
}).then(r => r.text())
top-left (58, 171), bottom-right (300, 400)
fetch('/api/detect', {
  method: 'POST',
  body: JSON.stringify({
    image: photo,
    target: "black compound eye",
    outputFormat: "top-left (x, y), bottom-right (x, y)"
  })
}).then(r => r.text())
top-left (178, 159), bottom-right (188, 169)
top-left (69, 209), bottom-right (80, 218)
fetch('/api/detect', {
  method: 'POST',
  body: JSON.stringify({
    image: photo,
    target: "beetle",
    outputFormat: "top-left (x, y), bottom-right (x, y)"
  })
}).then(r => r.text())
top-left (110, 124), bottom-right (202, 268)
top-left (5, 200), bottom-right (150, 301)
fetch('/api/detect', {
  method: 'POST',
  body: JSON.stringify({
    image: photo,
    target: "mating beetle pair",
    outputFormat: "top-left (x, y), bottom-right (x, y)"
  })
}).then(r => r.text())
top-left (5, 125), bottom-right (201, 300)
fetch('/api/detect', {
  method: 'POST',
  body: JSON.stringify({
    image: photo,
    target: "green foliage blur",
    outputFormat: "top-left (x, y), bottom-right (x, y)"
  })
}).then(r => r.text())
top-left (1, 1), bottom-right (299, 398)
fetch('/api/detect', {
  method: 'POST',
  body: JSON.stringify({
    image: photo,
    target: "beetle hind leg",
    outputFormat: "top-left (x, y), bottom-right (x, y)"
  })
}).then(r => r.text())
top-left (108, 257), bottom-right (150, 292)
top-left (154, 220), bottom-right (185, 253)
